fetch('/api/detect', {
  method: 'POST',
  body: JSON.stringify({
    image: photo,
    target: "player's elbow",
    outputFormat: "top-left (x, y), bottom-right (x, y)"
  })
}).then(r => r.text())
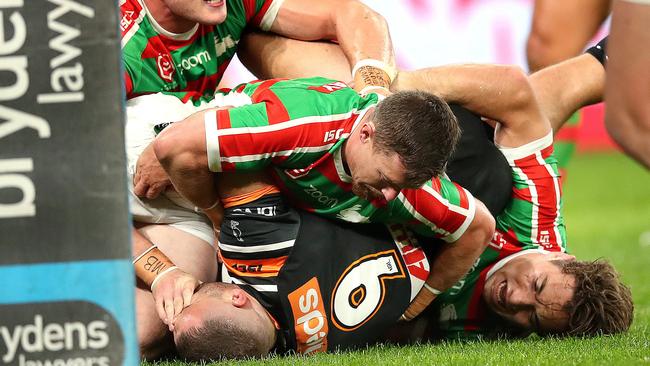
top-left (153, 119), bottom-right (207, 174)
top-left (470, 200), bottom-right (496, 251)
top-left (336, 1), bottom-right (389, 36)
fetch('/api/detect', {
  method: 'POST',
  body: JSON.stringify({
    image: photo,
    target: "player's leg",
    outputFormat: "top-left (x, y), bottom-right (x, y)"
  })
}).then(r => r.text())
top-left (530, 53), bottom-right (605, 132)
top-left (526, 0), bottom-right (610, 179)
top-left (527, 0), bottom-right (611, 72)
top-left (134, 223), bottom-right (217, 360)
top-left (605, 0), bottom-right (650, 168)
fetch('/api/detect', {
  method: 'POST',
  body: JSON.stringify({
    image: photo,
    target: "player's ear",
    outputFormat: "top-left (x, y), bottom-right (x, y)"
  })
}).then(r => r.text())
top-left (231, 288), bottom-right (249, 308)
top-left (360, 121), bottom-right (376, 143)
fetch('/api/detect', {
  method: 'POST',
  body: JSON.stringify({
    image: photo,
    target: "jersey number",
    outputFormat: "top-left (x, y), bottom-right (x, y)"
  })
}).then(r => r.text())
top-left (331, 250), bottom-right (405, 331)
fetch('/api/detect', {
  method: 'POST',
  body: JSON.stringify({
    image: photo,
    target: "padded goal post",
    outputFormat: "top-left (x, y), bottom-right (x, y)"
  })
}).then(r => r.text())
top-left (0, 0), bottom-right (137, 365)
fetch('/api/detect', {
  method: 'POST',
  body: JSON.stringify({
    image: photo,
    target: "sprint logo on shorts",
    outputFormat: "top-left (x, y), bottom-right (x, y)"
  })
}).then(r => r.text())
top-left (287, 277), bottom-right (328, 354)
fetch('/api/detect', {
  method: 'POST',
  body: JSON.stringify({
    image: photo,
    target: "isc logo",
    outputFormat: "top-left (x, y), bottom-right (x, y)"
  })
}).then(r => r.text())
top-left (287, 277), bottom-right (328, 354)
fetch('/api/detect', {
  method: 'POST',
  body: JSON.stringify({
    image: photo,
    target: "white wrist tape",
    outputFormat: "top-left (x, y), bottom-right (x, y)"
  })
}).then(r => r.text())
top-left (195, 199), bottom-right (221, 213)
top-left (352, 58), bottom-right (397, 82)
top-left (358, 85), bottom-right (390, 97)
top-left (151, 266), bottom-right (179, 291)
top-left (423, 283), bottom-right (443, 295)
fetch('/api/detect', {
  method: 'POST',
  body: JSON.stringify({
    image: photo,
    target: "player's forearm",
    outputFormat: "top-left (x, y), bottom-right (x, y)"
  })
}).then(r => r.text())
top-left (333, 1), bottom-right (395, 71)
top-left (530, 54), bottom-right (605, 132)
top-left (153, 112), bottom-right (220, 210)
top-left (393, 64), bottom-right (533, 124)
top-left (272, 0), bottom-right (395, 87)
top-left (427, 201), bottom-right (495, 292)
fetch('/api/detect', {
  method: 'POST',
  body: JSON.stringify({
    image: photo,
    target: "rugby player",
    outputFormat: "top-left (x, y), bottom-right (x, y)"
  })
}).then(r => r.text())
top-left (169, 52), bottom-right (632, 360)
top-left (121, 0), bottom-right (396, 102)
top-left (141, 76), bottom-right (496, 322)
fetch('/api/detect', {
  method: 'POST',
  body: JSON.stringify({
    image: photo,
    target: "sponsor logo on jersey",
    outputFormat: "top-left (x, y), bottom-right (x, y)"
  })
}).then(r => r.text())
top-left (336, 204), bottom-right (369, 223)
top-left (214, 35), bottom-right (238, 57)
top-left (176, 50), bottom-right (212, 71)
top-left (304, 185), bottom-right (339, 209)
top-left (156, 53), bottom-right (175, 82)
top-left (308, 81), bottom-right (348, 94)
top-left (120, 10), bottom-right (135, 32)
top-left (287, 277), bottom-right (328, 354)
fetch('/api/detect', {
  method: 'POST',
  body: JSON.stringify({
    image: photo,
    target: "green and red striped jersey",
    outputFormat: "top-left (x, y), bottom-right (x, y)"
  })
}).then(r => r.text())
top-left (205, 77), bottom-right (476, 242)
top-left (120, 0), bottom-right (280, 103)
top-left (433, 134), bottom-right (567, 339)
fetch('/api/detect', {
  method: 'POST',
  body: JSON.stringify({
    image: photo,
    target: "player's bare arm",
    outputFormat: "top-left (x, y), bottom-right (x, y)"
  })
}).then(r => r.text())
top-left (271, 0), bottom-right (396, 93)
top-left (402, 199), bottom-right (495, 320)
top-left (531, 54), bottom-right (605, 132)
top-left (393, 64), bottom-right (550, 147)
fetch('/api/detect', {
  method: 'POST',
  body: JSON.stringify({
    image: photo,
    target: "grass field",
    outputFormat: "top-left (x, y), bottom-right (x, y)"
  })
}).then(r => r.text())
top-left (147, 152), bottom-right (650, 366)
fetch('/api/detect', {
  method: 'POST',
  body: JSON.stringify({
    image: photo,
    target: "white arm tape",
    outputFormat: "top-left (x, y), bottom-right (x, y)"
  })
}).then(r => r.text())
top-left (352, 58), bottom-right (397, 82)
top-left (423, 283), bottom-right (443, 295)
top-left (151, 266), bottom-right (179, 291)
top-left (132, 245), bottom-right (157, 265)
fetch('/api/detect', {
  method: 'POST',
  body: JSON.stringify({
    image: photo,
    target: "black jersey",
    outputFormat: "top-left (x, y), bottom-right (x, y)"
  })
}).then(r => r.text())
top-left (219, 193), bottom-right (430, 354)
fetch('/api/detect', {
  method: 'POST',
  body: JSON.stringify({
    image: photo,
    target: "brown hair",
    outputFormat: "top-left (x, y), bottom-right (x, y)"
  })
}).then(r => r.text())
top-left (373, 91), bottom-right (460, 186)
top-left (559, 259), bottom-right (633, 336)
top-left (175, 316), bottom-right (268, 361)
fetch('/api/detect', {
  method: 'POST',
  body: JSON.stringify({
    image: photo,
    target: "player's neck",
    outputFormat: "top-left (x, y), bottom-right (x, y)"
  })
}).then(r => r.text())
top-left (144, 0), bottom-right (197, 33)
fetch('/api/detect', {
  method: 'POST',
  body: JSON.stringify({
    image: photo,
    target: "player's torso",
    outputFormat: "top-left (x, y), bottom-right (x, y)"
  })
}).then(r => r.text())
top-left (120, 0), bottom-right (257, 101)
top-left (275, 215), bottom-right (429, 354)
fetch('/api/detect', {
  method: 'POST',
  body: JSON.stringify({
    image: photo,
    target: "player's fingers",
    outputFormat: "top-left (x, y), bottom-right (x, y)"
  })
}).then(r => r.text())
top-left (146, 183), bottom-right (165, 200)
top-left (155, 297), bottom-right (167, 325)
top-left (133, 180), bottom-right (149, 197)
top-left (173, 291), bottom-right (184, 318)
top-left (182, 285), bottom-right (194, 308)
top-left (164, 297), bottom-right (175, 327)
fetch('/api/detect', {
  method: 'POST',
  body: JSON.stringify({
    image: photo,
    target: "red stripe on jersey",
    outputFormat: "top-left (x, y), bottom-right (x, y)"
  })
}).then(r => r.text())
top-left (251, 80), bottom-right (290, 123)
top-left (119, 0), bottom-right (142, 38)
top-left (181, 61), bottom-right (230, 102)
top-left (464, 269), bottom-right (489, 332)
top-left (514, 150), bottom-right (562, 250)
top-left (217, 109), bottom-right (232, 129)
top-left (124, 71), bottom-right (133, 95)
top-left (453, 181), bottom-right (470, 210)
top-left (217, 118), bottom-right (354, 161)
top-left (401, 182), bottom-right (469, 237)
top-left (251, 0), bottom-right (274, 26)
top-left (243, 0), bottom-right (258, 22)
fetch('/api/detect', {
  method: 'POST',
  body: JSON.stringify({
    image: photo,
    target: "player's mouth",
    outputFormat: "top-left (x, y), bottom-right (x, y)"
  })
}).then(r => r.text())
top-left (205, 0), bottom-right (225, 7)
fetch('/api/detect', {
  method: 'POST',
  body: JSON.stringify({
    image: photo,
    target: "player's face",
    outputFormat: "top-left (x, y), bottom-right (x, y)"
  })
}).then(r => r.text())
top-left (483, 252), bottom-right (576, 334)
top-left (348, 122), bottom-right (409, 202)
top-left (350, 149), bottom-right (407, 202)
top-left (163, 0), bottom-right (228, 26)
top-left (172, 282), bottom-right (274, 348)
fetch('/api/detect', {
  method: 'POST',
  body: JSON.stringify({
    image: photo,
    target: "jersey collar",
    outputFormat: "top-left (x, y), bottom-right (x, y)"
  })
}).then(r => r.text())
top-left (141, 0), bottom-right (199, 41)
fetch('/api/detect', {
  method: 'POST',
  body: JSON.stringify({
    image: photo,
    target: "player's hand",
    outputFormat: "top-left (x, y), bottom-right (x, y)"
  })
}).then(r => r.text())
top-left (400, 285), bottom-right (438, 321)
top-left (134, 142), bottom-right (171, 199)
top-left (151, 268), bottom-right (200, 331)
